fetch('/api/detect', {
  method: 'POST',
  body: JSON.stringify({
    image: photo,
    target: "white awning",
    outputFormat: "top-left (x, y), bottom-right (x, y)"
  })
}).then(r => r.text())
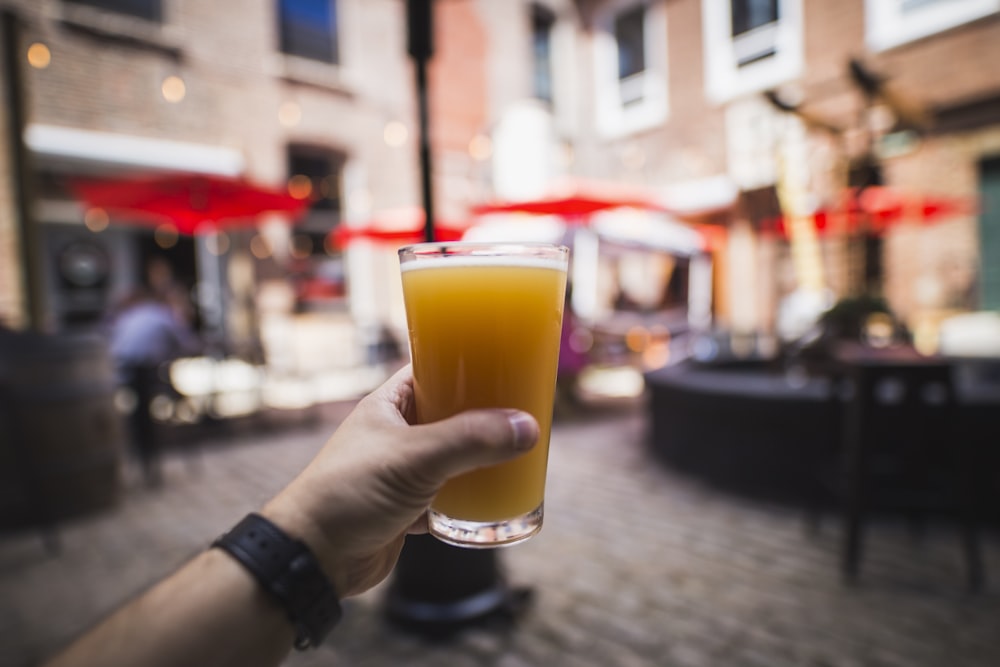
top-left (25, 124), bottom-right (245, 176)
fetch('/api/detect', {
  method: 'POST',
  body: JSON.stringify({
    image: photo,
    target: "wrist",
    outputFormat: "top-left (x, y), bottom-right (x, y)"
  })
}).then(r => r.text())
top-left (212, 512), bottom-right (342, 649)
top-left (261, 492), bottom-right (350, 596)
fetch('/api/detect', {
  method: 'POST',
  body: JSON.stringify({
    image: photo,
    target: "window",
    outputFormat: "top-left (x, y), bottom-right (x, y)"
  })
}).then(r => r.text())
top-left (865, 0), bottom-right (1000, 52)
top-left (702, 0), bottom-right (802, 104)
top-left (287, 145), bottom-right (345, 256)
top-left (731, 0), bottom-right (778, 35)
top-left (615, 5), bottom-right (646, 105)
top-left (592, 0), bottom-right (668, 138)
top-left (65, 0), bottom-right (161, 21)
top-left (731, 0), bottom-right (779, 66)
top-left (531, 5), bottom-right (556, 105)
top-left (279, 0), bottom-right (339, 64)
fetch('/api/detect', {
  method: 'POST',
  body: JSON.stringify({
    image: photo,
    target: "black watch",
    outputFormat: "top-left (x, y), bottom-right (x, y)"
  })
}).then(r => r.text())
top-left (212, 512), bottom-right (342, 649)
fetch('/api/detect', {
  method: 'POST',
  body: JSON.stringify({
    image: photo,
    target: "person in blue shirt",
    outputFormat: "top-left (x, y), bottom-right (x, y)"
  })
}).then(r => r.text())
top-left (107, 286), bottom-right (202, 485)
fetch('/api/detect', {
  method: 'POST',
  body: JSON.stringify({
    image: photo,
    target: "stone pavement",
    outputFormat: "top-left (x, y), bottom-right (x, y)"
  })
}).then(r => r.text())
top-left (1, 399), bottom-right (998, 667)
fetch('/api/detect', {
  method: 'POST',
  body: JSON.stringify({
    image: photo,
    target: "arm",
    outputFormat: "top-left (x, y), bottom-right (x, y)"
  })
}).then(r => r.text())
top-left (44, 365), bottom-right (539, 667)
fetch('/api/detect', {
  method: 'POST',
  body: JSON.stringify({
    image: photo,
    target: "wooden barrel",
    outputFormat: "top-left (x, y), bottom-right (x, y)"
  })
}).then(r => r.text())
top-left (0, 329), bottom-right (126, 529)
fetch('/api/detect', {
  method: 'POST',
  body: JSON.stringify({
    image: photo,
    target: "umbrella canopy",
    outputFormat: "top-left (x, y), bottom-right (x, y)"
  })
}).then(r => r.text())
top-left (71, 172), bottom-right (310, 235)
top-left (470, 180), bottom-right (672, 221)
top-left (468, 179), bottom-right (711, 255)
top-left (765, 186), bottom-right (978, 238)
top-left (471, 193), bottom-right (670, 219)
top-left (330, 207), bottom-right (467, 248)
top-left (471, 178), bottom-right (688, 224)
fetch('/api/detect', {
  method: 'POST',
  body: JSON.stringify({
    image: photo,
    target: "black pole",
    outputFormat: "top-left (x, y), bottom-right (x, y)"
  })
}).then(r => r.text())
top-left (386, 1), bottom-right (531, 638)
top-left (407, 0), bottom-right (435, 243)
top-left (2, 9), bottom-right (44, 330)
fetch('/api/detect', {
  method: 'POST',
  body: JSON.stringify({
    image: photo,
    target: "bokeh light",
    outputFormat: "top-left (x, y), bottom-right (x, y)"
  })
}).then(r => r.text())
top-left (383, 121), bottom-right (408, 147)
top-left (287, 174), bottom-right (313, 200)
top-left (161, 75), bottom-right (186, 103)
top-left (290, 234), bottom-right (313, 259)
top-left (154, 223), bottom-right (179, 248)
top-left (205, 231), bottom-right (230, 256)
top-left (83, 208), bottom-right (109, 233)
top-left (278, 101), bottom-right (302, 127)
top-left (27, 43), bottom-right (51, 69)
top-left (249, 234), bottom-right (272, 259)
top-left (468, 133), bottom-right (492, 161)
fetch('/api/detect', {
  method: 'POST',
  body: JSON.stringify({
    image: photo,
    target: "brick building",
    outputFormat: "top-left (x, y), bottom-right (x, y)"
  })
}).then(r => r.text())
top-left (2, 0), bottom-right (998, 357)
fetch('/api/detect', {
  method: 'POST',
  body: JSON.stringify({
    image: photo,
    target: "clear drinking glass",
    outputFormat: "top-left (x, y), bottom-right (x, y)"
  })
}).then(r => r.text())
top-left (398, 242), bottom-right (570, 548)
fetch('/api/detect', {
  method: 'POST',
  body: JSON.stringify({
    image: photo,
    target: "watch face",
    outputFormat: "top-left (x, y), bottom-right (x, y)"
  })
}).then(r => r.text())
top-left (58, 240), bottom-right (110, 288)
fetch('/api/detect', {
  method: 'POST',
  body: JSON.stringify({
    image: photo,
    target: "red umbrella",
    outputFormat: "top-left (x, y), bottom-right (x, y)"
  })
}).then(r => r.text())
top-left (330, 207), bottom-right (468, 248)
top-left (468, 179), bottom-right (713, 254)
top-left (471, 193), bottom-right (670, 219)
top-left (765, 186), bottom-right (978, 238)
top-left (470, 180), bottom-right (672, 222)
top-left (70, 171), bottom-right (310, 235)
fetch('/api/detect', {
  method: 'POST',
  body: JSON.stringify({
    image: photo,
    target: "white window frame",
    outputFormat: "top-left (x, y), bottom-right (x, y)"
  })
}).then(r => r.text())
top-left (702, 0), bottom-right (803, 105)
top-left (592, 0), bottom-right (669, 139)
top-left (865, 0), bottom-right (1000, 52)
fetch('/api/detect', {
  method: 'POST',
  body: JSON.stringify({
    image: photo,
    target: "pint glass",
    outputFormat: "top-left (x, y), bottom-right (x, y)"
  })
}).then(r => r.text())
top-left (398, 242), bottom-right (569, 547)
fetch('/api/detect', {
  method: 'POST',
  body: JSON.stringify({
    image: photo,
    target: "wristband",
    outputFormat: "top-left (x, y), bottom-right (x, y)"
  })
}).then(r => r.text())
top-left (212, 512), bottom-right (342, 649)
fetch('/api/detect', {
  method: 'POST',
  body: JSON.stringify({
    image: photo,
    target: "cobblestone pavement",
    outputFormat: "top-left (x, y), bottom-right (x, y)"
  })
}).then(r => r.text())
top-left (1, 400), bottom-right (998, 667)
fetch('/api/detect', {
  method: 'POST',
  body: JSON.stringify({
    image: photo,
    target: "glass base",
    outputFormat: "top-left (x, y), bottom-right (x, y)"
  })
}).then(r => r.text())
top-left (429, 504), bottom-right (543, 549)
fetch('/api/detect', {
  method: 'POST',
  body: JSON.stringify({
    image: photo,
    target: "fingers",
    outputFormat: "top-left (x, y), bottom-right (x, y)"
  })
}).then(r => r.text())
top-left (408, 409), bottom-right (539, 482)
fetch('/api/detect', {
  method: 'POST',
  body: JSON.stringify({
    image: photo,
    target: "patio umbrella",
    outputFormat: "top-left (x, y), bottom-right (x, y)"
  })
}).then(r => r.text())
top-left (469, 181), bottom-right (712, 325)
top-left (329, 206), bottom-right (467, 248)
top-left (70, 171), bottom-right (310, 236)
top-left (469, 179), bottom-right (673, 222)
top-left (70, 171), bottom-right (311, 345)
top-left (764, 186), bottom-right (978, 238)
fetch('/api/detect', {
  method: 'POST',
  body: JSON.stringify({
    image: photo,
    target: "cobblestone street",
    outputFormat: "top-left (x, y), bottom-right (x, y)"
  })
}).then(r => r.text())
top-left (2, 399), bottom-right (998, 667)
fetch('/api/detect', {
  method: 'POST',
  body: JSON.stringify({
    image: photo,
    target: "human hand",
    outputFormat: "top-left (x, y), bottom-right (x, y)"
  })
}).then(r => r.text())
top-left (262, 365), bottom-right (539, 597)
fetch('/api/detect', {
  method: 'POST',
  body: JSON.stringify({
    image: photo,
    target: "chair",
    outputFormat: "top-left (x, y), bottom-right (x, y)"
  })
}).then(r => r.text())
top-left (0, 382), bottom-right (61, 554)
top-left (835, 359), bottom-right (985, 591)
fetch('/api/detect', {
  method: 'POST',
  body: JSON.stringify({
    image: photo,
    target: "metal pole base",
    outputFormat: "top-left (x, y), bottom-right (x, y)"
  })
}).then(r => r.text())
top-left (383, 534), bottom-right (533, 639)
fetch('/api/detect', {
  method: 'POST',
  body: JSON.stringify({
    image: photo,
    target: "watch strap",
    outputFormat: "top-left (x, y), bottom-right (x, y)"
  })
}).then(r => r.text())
top-left (212, 512), bottom-right (342, 649)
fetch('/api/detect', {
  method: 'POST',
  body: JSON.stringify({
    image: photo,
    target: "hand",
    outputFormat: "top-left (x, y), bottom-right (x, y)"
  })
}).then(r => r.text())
top-left (262, 365), bottom-right (539, 597)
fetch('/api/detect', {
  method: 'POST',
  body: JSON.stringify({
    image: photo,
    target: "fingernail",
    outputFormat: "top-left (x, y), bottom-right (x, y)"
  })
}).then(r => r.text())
top-left (507, 411), bottom-right (538, 449)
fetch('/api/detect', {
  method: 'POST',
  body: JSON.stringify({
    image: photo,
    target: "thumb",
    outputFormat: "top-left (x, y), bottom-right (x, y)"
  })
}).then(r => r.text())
top-left (408, 409), bottom-right (540, 483)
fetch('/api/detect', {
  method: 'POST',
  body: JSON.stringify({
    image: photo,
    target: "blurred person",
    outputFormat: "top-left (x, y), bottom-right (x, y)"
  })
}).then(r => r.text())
top-left (146, 255), bottom-right (197, 327)
top-left (41, 365), bottom-right (539, 667)
top-left (107, 286), bottom-right (202, 486)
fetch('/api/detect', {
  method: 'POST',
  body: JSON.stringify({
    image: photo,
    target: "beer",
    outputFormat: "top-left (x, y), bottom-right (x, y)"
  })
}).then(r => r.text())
top-left (399, 243), bottom-right (568, 546)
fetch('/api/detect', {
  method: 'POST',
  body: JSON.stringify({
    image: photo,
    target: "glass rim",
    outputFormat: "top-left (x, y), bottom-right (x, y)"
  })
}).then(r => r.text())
top-left (398, 241), bottom-right (569, 260)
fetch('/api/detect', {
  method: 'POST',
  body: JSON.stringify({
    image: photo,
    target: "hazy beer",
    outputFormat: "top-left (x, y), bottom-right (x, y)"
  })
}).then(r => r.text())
top-left (399, 243), bottom-right (569, 547)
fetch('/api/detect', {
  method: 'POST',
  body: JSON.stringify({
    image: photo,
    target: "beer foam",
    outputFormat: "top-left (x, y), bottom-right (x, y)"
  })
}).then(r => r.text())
top-left (400, 254), bottom-right (567, 273)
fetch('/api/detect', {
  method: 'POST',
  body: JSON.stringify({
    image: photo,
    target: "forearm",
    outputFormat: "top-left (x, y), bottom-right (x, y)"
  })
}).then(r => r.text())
top-left (44, 548), bottom-right (295, 667)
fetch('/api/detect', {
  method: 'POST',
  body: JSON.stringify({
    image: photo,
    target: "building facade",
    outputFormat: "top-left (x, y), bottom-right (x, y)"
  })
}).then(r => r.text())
top-left (2, 0), bottom-right (998, 359)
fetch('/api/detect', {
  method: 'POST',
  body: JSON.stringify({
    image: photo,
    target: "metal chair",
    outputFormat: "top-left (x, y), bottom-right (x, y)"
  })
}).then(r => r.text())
top-left (837, 359), bottom-right (985, 591)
